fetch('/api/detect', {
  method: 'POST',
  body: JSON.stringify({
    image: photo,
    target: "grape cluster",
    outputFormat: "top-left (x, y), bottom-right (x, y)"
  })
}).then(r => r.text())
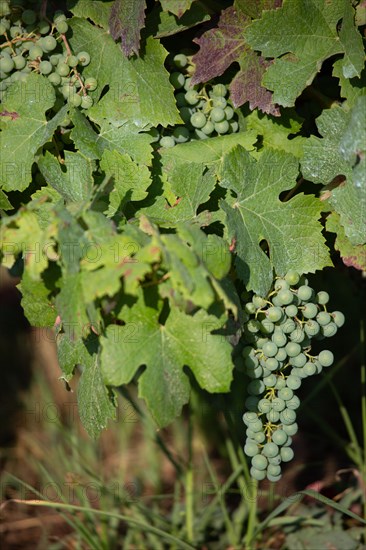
top-left (157, 53), bottom-right (239, 148)
top-left (0, 2), bottom-right (97, 107)
top-left (241, 271), bottom-right (345, 482)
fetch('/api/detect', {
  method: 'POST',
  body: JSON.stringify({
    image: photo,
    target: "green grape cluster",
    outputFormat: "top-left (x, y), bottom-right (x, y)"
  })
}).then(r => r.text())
top-left (157, 52), bottom-right (239, 148)
top-left (0, 3), bottom-right (97, 108)
top-left (241, 271), bottom-right (345, 482)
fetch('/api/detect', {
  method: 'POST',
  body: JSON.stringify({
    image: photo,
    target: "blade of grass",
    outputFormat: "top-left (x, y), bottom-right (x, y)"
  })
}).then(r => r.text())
top-left (253, 488), bottom-right (366, 537)
top-left (2, 497), bottom-right (196, 550)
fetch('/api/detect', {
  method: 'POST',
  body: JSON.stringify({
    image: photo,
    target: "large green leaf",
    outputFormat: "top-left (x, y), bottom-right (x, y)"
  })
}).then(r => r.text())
top-left (0, 74), bottom-right (67, 192)
top-left (302, 99), bottom-right (366, 246)
top-left (68, 18), bottom-right (181, 128)
top-left (100, 291), bottom-right (234, 427)
top-left (245, 0), bottom-right (364, 106)
top-left (220, 146), bottom-right (332, 295)
top-left (19, 270), bottom-right (57, 328)
top-left (326, 211), bottom-right (366, 271)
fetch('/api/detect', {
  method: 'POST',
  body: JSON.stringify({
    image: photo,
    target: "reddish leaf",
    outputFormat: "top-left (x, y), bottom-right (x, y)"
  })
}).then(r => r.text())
top-left (191, 6), bottom-right (279, 115)
top-left (109, 0), bottom-right (147, 57)
top-left (191, 7), bottom-right (249, 85)
top-left (230, 51), bottom-right (280, 116)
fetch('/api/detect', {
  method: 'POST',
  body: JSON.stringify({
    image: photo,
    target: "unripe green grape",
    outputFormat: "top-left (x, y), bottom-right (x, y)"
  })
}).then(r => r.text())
top-left (280, 447), bottom-right (294, 462)
top-left (245, 396), bottom-right (260, 411)
top-left (260, 319), bottom-right (275, 334)
top-left (245, 302), bottom-right (256, 314)
top-left (263, 374), bottom-right (277, 387)
top-left (185, 89), bottom-right (199, 105)
top-left (190, 111), bottom-right (206, 129)
top-left (290, 352), bottom-right (306, 368)
top-left (211, 83), bottom-right (227, 97)
top-left (250, 467), bottom-right (266, 480)
top-left (292, 366), bottom-right (307, 379)
top-left (54, 12), bottom-right (67, 23)
top-left (61, 82), bottom-right (75, 98)
top-left (42, 35), bottom-right (57, 52)
top-left (316, 291), bottom-right (329, 305)
top-left (262, 442), bottom-right (279, 458)
top-left (278, 387), bottom-right (294, 401)
top-left (286, 375), bottom-right (301, 390)
top-left (244, 441), bottom-right (259, 457)
top-left (267, 306), bottom-right (283, 322)
top-left (212, 96), bottom-right (227, 109)
top-left (173, 53), bottom-right (188, 69)
top-left (262, 341), bottom-right (278, 358)
top-left (321, 322), bottom-right (337, 337)
top-left (12, 54), bottom-right (26, 69)
top-left (247, 379), bottom-right (265, 395)
top-left (250, 419), bottom-right (263, 433)
top-left (179, 106), bottom-right (193, 124)
top-left (318, 350), bottom-right (334, 367)
top-left (214, 119), bottom-right (230, 134)
top-left (242, 411), bottom-right (258, 424)
top-left (304, 319), bottom-right (320, 337)
top-left (252, 454), bottom-right (268, 470)
top-left (0, 55), bottom-right (14, 72)
top-left (159, 135), bottom-right (175, 148)
top-left (268, 454), bottom-right (281, 465)
top-left (175, 92), bottom-right (186, 107)
top-left (21, 8), bottom-right (36, 24)
top-left (286, 395), bottom-right (300, 410)
top-left (316, 311), bottom-right (331, 325)
top-left (282, 423), bottom-right (298, 436)
top-left (247, 365), bottom-right (263, 379)
top-left (272, 329), bottom-right (287, 348)
top-left (289, 327), bottom-right (305, 343)
top-left (229, 120), bottom-right (239, 132)
top-left (81, 95), bottom-right (93, 109)
top-left (66, 55), bottom-right (78, 67)
top-left (169, 71), bottom-right (185, 89)
top-left (253, 431), bottom-right (265, 443)
top-left (38, 19), bottom-right (50, 34)
top-left (272, 429), bottom-right (288, 445)
top-left (275, 348), bottom-right (287, 363)
top-left (267, 463), bottom-right (281, 477)
top-left (69, 92), bottom-right (81, 107)
top-left (280, 408), bottom-right (297, 425)
top-left (274, 278), bottom-right (290, 291)
top-left (193, 128), bottom-right (209, 140)
top-left (266, 357), bottom-right (279, 371)
top-left (50, 54), bottom-right (62, 65)
top-left (210, 106), bottom-right (225, 122)
top-left (56, 20), bottom-right (68, 34)
top-left (280, 318), bottom-right (296, 334)
top-left (29, 45), bottom-right (43, 60)
top-left (302, 302), bottom-right (318, 319)
top-left (84, 77), bottom-right (98, 91)
top-left (77, 51), bottom-right (90, 66)
top-left (201, 120), bottom-right (214, 135)
top-left (285, 304), bottom-right (298, 318)
top-left (331, 311), bottom-right (345, 328)
top-left (173, 126), bottom-right (190, 143)
top-left (184, 77), bottom-right (196, 91)
top-left (267, 409), bottom-right (280, 423)
top-left (285, 342), bottom-right (301, 357)
top-left (303, 361), bottom-right (316, 376)
top-left (256, 337), bottom-right (268, 349)
top-left (246, 319), bottom-right (261, 333)
top-left (39, 60), bottom-right (52, 74)
top-left (285, 270), bottom-right (300, 285)
top-left (297, 285), bottom-right (313, 301)
top-left (224, 105), bottom-right (234, 120)
top-left (272, 397), bottom-right (286, 412)
top-left (277, 289), bottom-right (294, 305)
top-left (9, 26), bottom-right (22, 38)
top-left (258, 398), bottom-right (271, 413)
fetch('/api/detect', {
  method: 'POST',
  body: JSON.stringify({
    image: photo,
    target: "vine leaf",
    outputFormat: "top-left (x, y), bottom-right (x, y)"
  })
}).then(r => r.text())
top-left (302, 98), bottom-right (366, 246)
top-left (69, 0), bottom-right (113, 29)
top-left (100, 291), bottom-right (234, 427)
top-left (19, 270), bottom-right (57, 328)
top-left (326, 212), bottom-right (366, 271)
top-left (0, 74), bottom-right (67, 192)
top-left (160, 0), bottom-right (194, 18)
top-left (78, 353), bottom-right (117, 438)
top-left (220, 146), bottom-right (332, 296)
top-left (245, 0), bottom-right (365, 107)
top-left (68, 18), bottom-right (181, 128)
top-left (109, 0), bottom-right (147, 57)
top-left (191, 6), bottom-right (279, 115)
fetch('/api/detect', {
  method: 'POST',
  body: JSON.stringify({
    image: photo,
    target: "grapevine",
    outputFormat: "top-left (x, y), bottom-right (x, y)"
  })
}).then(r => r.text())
top-left (0, 2), bottom-right (97, 107)
top-left (241, 271), bottom-right (345, 481)
top-left (156, 53), bottom-right (240, 148)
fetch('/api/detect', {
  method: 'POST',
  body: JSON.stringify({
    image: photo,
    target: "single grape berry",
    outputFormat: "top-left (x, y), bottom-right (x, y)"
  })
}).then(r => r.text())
top-left (77, 51), bottom-right (91, 66)
top-left (56, 20), bottom-right (69, 34)
top-left (81, 95), bottom-right (93, 109)
top-left (42, 35), bottom-right (57, 52)
top-left (84, 77), bottom-right (98, 91)
top-left (214, 120), bottom-right (230, 134)
top-left (210, 107), bottom-right (225, 122)
top-left (318, 350), bottom-right (334, 367)
top-left (190, 112), bottom-right (206, 129)
top-left (159, 136), bottom-right (175, 148)
top-left (173, 53), bottom-right (188, 69)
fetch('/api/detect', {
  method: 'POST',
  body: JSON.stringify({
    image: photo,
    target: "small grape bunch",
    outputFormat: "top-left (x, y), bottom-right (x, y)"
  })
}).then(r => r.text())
top-left (241, 271), bottom-right (345, 482)
top-left (0, 7), bottom-right (97, 109)
top-left (157, 52), bottom-right (239, 148)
